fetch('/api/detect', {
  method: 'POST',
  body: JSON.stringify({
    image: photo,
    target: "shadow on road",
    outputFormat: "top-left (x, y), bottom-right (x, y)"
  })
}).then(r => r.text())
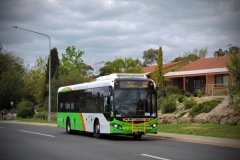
top-left (62, 131), bottom-right (160, 142)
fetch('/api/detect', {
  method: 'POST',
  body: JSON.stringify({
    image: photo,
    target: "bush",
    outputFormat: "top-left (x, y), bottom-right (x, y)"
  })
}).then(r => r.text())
top-left (33, 111), bottom-right (48, 119)
top-left (16, 100), bottom-right (34, 118)
top-left (189, 98), bottom-right (222, 117)
top-left (184, 96), bottom-right (197, 109)
top-left (159, 95), bottom-right (177, 114)
top-left (177, 95), bottom-right (185, 103)
top-left (185, 92), bottom-right (191, 97)
top-left (165, 85), bottom-right (180, 95)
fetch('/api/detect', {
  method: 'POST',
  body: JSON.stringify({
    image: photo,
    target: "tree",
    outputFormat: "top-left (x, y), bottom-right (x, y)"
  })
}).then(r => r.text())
top-left (86, 65), bottom-right (94, 77)
top-left (173, 47), bottom-right (208, 63)
top-left (0, 44), bottom-right (25, 110)
top-left (24, 57), bottom-right (47, 105)
top-left (99, 61), bottom-right (115, 76)
top-left (93, 61), bottom-right (105, 75)
top-left (156, 47), bottom-right (164, 90)
top-left (226, 46), bottom-right (240, 110)
top-left (99, 58), bottom-right (143, 76)
top-left (214, 49), bottom-right (228, 57)
top-left (142, 49), bottom-right (158, 67)
top-left (46, 47), bottom-right (60, 83)
top-left (124, 58), bottom-right (143, 73)
top-left (60, 46), bottom-right (87, 75)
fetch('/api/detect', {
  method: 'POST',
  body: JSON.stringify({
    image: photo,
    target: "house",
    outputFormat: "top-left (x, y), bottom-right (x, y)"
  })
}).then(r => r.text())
top-left (143, 61), bottom-right (185, 79)
top-left (163, 56), bottom-right (230, 96)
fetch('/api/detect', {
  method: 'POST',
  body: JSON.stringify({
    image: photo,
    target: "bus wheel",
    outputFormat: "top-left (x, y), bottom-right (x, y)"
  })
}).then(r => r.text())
top-left (66, 118), bottom-right (72, 134)
top-left (94, 120), bottom-right (101, 139)
top-left (133, 134), bottom-right (142, 140)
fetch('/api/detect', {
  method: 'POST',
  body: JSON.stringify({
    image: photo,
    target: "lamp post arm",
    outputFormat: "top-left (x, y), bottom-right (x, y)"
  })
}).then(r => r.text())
top-left (12, 26), bottom-right (52, 123)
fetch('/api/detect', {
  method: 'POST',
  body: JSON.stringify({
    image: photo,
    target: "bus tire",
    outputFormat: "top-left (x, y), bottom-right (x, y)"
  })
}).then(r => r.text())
top-left (93, 119), bottom-right (101, 139)
top-left (133, 134), bottom-right (142, 140)
top-left (66, 118), bottom-right (72, 134)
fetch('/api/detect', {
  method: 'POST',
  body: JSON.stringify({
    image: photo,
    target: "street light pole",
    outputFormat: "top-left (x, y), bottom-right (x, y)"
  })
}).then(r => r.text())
top-left (13, 26), bottom-right (51, 123)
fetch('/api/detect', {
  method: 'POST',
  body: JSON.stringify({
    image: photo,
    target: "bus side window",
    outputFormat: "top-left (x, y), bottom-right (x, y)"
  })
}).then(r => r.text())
top-left (104, 97), bottom-right (110, 112)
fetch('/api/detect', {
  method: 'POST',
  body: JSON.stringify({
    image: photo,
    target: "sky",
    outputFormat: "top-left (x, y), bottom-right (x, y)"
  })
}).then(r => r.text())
top-left (0, 0), bottom-right (240, 71)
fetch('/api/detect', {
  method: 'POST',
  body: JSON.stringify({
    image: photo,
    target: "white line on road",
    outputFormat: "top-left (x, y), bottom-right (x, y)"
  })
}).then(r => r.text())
top-left (141, 154), bottom-right (171, 160)
top-left (19, 130), bottom-right (55, 137)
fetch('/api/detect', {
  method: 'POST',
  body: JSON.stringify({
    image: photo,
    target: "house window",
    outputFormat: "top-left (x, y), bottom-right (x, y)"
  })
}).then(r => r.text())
top-left (215, 74), bottom-right (228, 86)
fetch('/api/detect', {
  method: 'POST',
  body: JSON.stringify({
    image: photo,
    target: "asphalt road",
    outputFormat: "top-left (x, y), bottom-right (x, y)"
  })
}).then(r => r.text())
top-left (0, 123), bottom-right (239, 160)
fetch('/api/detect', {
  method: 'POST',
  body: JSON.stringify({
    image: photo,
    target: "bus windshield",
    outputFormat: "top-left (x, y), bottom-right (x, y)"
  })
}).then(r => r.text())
top-left (114, 88), bottom-right (157, 118)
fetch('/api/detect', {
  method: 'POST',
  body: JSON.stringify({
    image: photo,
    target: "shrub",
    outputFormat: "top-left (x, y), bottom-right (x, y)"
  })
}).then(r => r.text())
top-left (184, 96), bottom-right (197, 109)
top-left (160, 95), bottom-right (177, 114)
top-left (197, 91), bottom-right (202, 98)
top-left (185, 92), bottom-right (191, 97)
top-left (165, 85), bottom-right (180, 95)
top-left (16, 100), bottom-right (34, 118)
top-left (189, 104), bottom-right (201, 117)
top-left (177, 95), bottom-right (185, 103)
top-left (189, 98), bottom-right (222, 117)
top-left (33, 111), bottom-right (48, 119)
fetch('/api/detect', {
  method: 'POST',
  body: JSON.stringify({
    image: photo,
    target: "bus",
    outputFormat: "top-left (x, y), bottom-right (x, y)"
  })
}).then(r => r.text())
top-left (57, 73), bottom-right (158, 139)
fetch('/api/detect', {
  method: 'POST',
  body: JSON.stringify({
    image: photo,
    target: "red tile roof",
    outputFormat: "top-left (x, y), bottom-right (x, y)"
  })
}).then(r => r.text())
top-left (175, 56), bottom-right (230, 71)
top-left (143, 61), bottom-right (182, 73)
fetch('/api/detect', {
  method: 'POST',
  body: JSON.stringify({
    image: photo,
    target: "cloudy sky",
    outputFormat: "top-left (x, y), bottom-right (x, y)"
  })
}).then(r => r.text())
top-left (0, 0), bottom-right (239, 69)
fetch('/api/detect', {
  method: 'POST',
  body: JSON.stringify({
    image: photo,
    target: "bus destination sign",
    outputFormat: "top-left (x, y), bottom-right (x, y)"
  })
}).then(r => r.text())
top-left (118, 81), bottom-right (149, 88)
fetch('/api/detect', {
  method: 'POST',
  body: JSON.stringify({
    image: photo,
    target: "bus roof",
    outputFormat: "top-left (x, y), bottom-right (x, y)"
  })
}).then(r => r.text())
top-left (96, 73), bottom-right (147, 81)
top-left (58, 73), bottom-right (149, 92)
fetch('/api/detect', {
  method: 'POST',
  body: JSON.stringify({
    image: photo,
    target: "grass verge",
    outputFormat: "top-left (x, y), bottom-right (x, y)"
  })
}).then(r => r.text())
top-left (158, 123), bottom-right (240, 140)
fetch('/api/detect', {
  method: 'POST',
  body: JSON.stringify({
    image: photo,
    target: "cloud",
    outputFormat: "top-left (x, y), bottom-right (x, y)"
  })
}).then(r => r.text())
top-left (0, 0), bottom-right (239, 68)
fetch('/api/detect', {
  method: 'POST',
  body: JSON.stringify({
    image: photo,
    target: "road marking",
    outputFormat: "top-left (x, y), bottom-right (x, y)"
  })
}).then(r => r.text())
top-left (19, 130), bottom-right (55, 137)
top-left (141, 154), bottom-right (171, 160)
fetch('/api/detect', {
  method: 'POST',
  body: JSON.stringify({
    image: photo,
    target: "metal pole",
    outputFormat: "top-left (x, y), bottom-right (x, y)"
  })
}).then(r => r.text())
top-left (12, 26), bottom-right (51, 123)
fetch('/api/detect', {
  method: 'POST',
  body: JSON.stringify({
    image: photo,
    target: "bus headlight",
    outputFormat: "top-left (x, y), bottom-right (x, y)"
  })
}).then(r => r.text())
top-left (152, 124), bottom-right (157, 128)
top-left (112, 123), bottom-right (123, 130)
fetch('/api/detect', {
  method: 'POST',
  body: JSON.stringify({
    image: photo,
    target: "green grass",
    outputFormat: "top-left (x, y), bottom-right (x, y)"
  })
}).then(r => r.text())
top-left (16, 118), bottom-right (56, 124)
top-left (158, 123), bottom-right (240, 139)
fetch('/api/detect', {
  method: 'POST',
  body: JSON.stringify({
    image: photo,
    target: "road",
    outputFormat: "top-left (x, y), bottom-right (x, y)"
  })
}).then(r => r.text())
top-left (0, 123), bottom-right (239, 160)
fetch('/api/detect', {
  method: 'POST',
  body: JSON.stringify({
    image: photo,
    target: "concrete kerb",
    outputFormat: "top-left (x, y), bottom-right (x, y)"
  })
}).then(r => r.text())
top-left (1, 120), bottom-right (240, 148)
top-left (145, 132), bottom-right (240, 149)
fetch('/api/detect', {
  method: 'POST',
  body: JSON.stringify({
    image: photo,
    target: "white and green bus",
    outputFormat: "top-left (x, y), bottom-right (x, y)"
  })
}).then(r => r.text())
top-left (57, 73), bottom-right (158, 139)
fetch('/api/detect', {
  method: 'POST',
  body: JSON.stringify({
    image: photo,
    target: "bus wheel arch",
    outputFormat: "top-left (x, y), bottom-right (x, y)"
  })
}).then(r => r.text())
top-left (93, 118), bottom-right (101, 139)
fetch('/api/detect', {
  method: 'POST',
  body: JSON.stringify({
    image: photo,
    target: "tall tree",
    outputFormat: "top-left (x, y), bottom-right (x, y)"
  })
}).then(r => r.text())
top-left (60, 46), bottom-right (86, 75)
top-left (46, 47), bottom-right (60, 83)
top-left (156, 47), bottom-right (163, 90)
top-left (142, 49), bottom-right (158, 67)
top-left (226, 46), bottom-right (240, 110)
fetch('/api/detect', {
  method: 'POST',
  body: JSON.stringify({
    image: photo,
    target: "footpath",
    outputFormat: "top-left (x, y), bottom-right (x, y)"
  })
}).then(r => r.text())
top-left (1, 120), bottom-right (240, 148)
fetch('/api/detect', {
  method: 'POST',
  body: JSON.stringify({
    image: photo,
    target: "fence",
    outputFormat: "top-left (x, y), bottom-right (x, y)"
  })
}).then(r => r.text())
top-left (205, 84), bottom-right (229, 96)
